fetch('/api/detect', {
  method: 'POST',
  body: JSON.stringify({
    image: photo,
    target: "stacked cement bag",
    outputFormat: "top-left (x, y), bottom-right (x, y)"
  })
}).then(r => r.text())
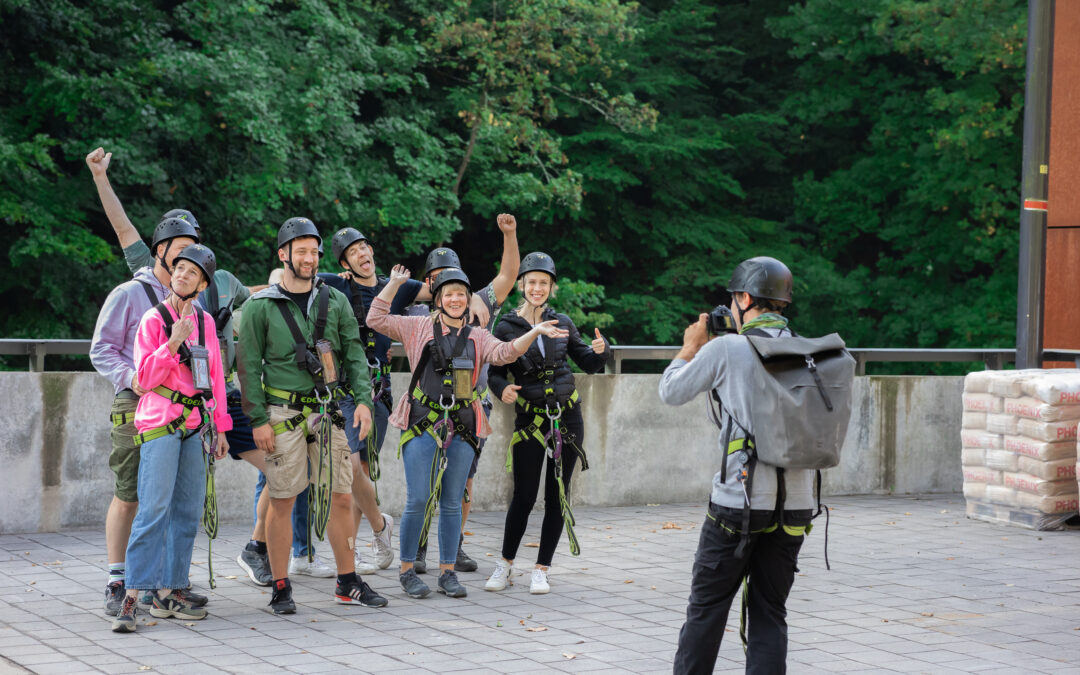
top-left (962, 369), bottom-right (1080, 529)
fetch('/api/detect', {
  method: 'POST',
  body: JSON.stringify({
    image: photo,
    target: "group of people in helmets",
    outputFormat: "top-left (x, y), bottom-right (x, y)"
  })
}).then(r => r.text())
top-left (85, 148), bottom-right (611, 633)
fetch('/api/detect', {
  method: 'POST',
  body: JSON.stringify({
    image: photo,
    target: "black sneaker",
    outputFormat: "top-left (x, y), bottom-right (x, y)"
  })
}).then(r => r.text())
top-left (111, 594), bottom-right (137, 633)
top-left (335, 579), bottom-right (389, 608)
top-left (399, 568), bottom-right (431, 598)
top-left (237, 547), bottom-right (273, 586)
top-left (175, 587), bottom-right (208, 608)
top-left (414, 543), bottom-right (427, 575)
top-left (103, 580), bottom-right (125, 616)
top-left (269, 579), bottom-right (296, 615)
top-left (455, 534), bottom-right (478, 572)
top-left (437, 570), bottom-right (467, 598)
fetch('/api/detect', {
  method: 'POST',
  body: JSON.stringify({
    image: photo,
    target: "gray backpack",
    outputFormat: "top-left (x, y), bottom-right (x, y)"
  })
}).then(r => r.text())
top-left (735, 332), bottom-right (856, 469)
top-left (711, 330), bottom-right (855, 566)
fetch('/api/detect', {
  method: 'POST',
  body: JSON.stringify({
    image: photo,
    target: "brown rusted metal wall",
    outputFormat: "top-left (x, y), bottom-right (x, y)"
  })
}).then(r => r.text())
top-left (1044, 2), bottom-right (1080, 362)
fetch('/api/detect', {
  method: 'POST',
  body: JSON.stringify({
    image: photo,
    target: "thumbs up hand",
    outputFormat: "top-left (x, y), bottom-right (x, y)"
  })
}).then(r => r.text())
top-left (591, 327), bottom-right (607, 354)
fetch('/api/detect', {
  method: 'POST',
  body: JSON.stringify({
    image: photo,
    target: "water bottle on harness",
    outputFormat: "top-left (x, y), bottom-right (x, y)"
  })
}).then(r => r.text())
top-left (266, 281), bottom-right (347, 561)
top-left (504, 332), bottom-right (589, 556)
top-left (396, 317), bottom-right (482, 549)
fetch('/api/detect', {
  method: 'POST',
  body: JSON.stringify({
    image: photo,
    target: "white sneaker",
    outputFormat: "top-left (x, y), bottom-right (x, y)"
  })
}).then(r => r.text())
top-left (372, 513), bottom-right (394, 570)
top-left (289, 554), bottom-right (335, 578)
top-left (354, 548), bottom-right (379, 575)
top-left (485, 559), bottom-right (512, 592)
top-left (529, 568), bottom-right (550, 595)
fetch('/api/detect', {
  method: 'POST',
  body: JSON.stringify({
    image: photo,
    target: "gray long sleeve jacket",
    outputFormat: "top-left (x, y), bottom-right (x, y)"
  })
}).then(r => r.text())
top-left (658, 326), bottom-right (815, 511)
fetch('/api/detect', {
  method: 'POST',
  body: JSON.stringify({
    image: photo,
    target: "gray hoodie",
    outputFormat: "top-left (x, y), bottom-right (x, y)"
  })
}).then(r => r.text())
top-left (658, 326), bottom-right (815, 511)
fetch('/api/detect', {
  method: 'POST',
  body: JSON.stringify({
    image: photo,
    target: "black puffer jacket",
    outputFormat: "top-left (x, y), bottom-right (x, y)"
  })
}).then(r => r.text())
top-left (489, 309), bottom-right (609, 404)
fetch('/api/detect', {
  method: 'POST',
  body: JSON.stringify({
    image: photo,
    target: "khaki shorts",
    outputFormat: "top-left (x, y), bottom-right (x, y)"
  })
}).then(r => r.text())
top-left (263, 404), bottom-right (352, 499)
top-left (108, 392), bottom-right (140, 503)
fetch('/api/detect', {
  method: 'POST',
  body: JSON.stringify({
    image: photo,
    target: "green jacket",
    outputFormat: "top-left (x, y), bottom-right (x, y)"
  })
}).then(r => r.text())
top-left (237, 280), bottom-right (372, 428)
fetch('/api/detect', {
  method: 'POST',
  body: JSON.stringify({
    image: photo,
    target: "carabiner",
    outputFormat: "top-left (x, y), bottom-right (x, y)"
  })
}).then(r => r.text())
top-left (545, 401), bottom-right (562, 421)
top-left (439, 393), bottom-right (456, 410)
top-left (314, 387), bottom-right (332, 406)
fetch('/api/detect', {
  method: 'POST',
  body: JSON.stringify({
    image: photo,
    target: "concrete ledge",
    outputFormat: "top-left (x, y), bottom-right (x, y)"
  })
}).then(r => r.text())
top-left (0, 372), bottom-right (963, 533)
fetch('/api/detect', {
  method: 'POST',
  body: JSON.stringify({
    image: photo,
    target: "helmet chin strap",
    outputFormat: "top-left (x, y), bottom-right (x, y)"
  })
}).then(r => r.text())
top-left (735, 294), bottom-right (754, 327)
top-left (437, 294), bottom-right (470, 322)
top-left (284, 242), bottom-right (314, 281)
top-left (157, 240), bottom-right (175, 275)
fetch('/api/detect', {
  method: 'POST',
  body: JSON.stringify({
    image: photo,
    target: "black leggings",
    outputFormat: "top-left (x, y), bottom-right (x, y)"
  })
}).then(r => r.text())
top-left (500, 406), bottom-right (584, 567)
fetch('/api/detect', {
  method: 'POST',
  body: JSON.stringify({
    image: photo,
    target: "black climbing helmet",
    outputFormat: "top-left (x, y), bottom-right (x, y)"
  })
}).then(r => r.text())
top-left (431, 268), bottom-right (471, 297)
top-left (424, 247), bottom-right (462, 277)
top-left (518, 251), bottom-right (557, 280)
top-left (159, 209), bottom-right (200, 236)
top-left (277, 217), bottom-right (322, 250)
top-left (151, 217), bottom-right (200, 251)
top-left (332, 227), bottom-right (369, 264)
top-left (173, 244), bottom-right (217, 283)
top-left (726, 256), bottom-right (793, 304)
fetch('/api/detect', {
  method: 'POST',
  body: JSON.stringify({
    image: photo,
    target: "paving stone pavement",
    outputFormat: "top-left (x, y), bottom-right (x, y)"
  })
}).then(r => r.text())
top-left (3, 495), bottom-right (1080, 674)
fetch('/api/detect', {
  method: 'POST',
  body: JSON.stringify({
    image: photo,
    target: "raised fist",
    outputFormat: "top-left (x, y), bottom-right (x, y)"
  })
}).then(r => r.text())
top-left (85, 147), bottom-right (112, 177)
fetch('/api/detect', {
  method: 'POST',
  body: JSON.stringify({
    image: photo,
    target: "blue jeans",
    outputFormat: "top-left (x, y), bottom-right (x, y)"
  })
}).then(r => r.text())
top-left (339, 393), bottom-right (391, 462)
top-left (125, 429), bottom-right (205, 590)
top-left (254, 472), bottom-right (311, 558)
top-left (399, 432), bottom-right (474, 565)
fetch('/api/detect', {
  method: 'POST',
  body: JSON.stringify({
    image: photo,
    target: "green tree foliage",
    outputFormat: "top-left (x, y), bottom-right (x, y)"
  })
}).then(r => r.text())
top-left (0, 0), bottom-right (1027, 365)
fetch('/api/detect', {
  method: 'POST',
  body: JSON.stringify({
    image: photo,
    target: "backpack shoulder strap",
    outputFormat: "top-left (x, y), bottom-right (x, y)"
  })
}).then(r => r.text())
top-left (139, 280), bottom-right (158, 307)
top-left (314, 283), bottom-right (331, 343)
top-left (275, 296), bottom-right (310, 371)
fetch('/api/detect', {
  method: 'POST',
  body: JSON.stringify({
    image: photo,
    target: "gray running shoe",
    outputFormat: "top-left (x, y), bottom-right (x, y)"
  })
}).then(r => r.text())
top-left (437, 570), bottom-right (468, 598)
top-left (372, 513), bottom-right (394, 569)
top-left (455, 534), bottom-right (478, 572)
top-left (111, 594), bottom-right (137, 633)
top-left (399, 568), bottom-right (431, 598)
top-left (103, 580), bottom-right (124, 616)
top-left (150, 591), bottom-right (208, 620)
top-left (237, 548), bottom-right (272, 586)
top-left (414, 542), bottom-right (428, 575)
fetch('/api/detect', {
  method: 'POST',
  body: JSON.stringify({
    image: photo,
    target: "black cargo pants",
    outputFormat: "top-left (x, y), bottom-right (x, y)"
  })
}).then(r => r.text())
top-left (673, 503), bottom-right (812, 675)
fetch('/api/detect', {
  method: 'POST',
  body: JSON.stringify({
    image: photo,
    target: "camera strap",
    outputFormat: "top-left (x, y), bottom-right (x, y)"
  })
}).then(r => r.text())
top-left (275, 284), bottom-right (331, 379)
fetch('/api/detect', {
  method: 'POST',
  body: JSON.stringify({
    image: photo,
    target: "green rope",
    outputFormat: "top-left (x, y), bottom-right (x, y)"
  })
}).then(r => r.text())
top-left (420, 410), bottom-right (449, 547)
top-left (202, 451), bottom-right (219, 589)
top-left (311, 402), bottom-right (334, 541)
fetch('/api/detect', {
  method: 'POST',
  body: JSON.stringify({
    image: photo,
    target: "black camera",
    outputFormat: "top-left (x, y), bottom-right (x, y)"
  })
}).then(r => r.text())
top-left (707, 304), bottom-right (737, 336)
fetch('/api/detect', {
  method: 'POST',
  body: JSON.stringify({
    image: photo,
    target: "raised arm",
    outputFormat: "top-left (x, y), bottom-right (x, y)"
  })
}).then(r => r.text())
top-left (86, 147), bottom-right (142, 249)
top-left (658, 316), bottom-right (724, 406)
top-left (489, 213), bottom-right (520, 305)
top-left (366, 265), bottom-right (420, 343)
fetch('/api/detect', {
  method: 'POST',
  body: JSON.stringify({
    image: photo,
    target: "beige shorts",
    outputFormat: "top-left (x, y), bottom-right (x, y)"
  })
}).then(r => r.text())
top-left (264, 405), bottom-right (352, 499)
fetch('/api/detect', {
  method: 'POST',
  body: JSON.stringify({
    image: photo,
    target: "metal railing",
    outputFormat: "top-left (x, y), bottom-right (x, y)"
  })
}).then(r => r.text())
top-left (5, 338), bottom-right (1080, 374)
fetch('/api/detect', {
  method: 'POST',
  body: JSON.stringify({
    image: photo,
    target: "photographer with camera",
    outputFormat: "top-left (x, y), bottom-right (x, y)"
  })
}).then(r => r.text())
top-left (659, 257), bottom-right (816, 674)
top-left (237, 218), bottom-right (385, 614)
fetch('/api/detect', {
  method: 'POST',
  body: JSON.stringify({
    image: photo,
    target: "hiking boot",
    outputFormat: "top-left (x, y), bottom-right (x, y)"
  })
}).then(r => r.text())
top-left (437, 570), bottom-right (467, 598)
top-left (485, 559), bottom-right (512, 591)
top-left (150, 591), bottom-right (208, 620)
top-left (414, 543), bottom-right (427, 575)
top-left (530, 568), bottom-right (550, 595)
top-left (372, 513), bottom-right (394, 569)
top-left (399, 568), bottom-right (431, 598)
top-left (335, 579), bottom-right (389, 608)
top-left (237, 547), bottom-right (272, 586)
top-left (354, 549), bottom-right (379, 575)
top-left (111, 594), bottom-right (137, 633)
top-left (269, 580), bottom-right (296, 615)
top-left (175, 587), bottom-right (208, 608)
top-left (454, 534), bottom-right (477, 572)
top-left (103, 580), bottom-right (125, 616)
top-left (289, 554), bottom-right (335, 578)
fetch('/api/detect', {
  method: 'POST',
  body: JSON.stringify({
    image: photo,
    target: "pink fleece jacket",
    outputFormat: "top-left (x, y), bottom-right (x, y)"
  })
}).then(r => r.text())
top-left (366, 296), bottom-right (523, 438)
top-left (133, 303), bottom-right (233, 434)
